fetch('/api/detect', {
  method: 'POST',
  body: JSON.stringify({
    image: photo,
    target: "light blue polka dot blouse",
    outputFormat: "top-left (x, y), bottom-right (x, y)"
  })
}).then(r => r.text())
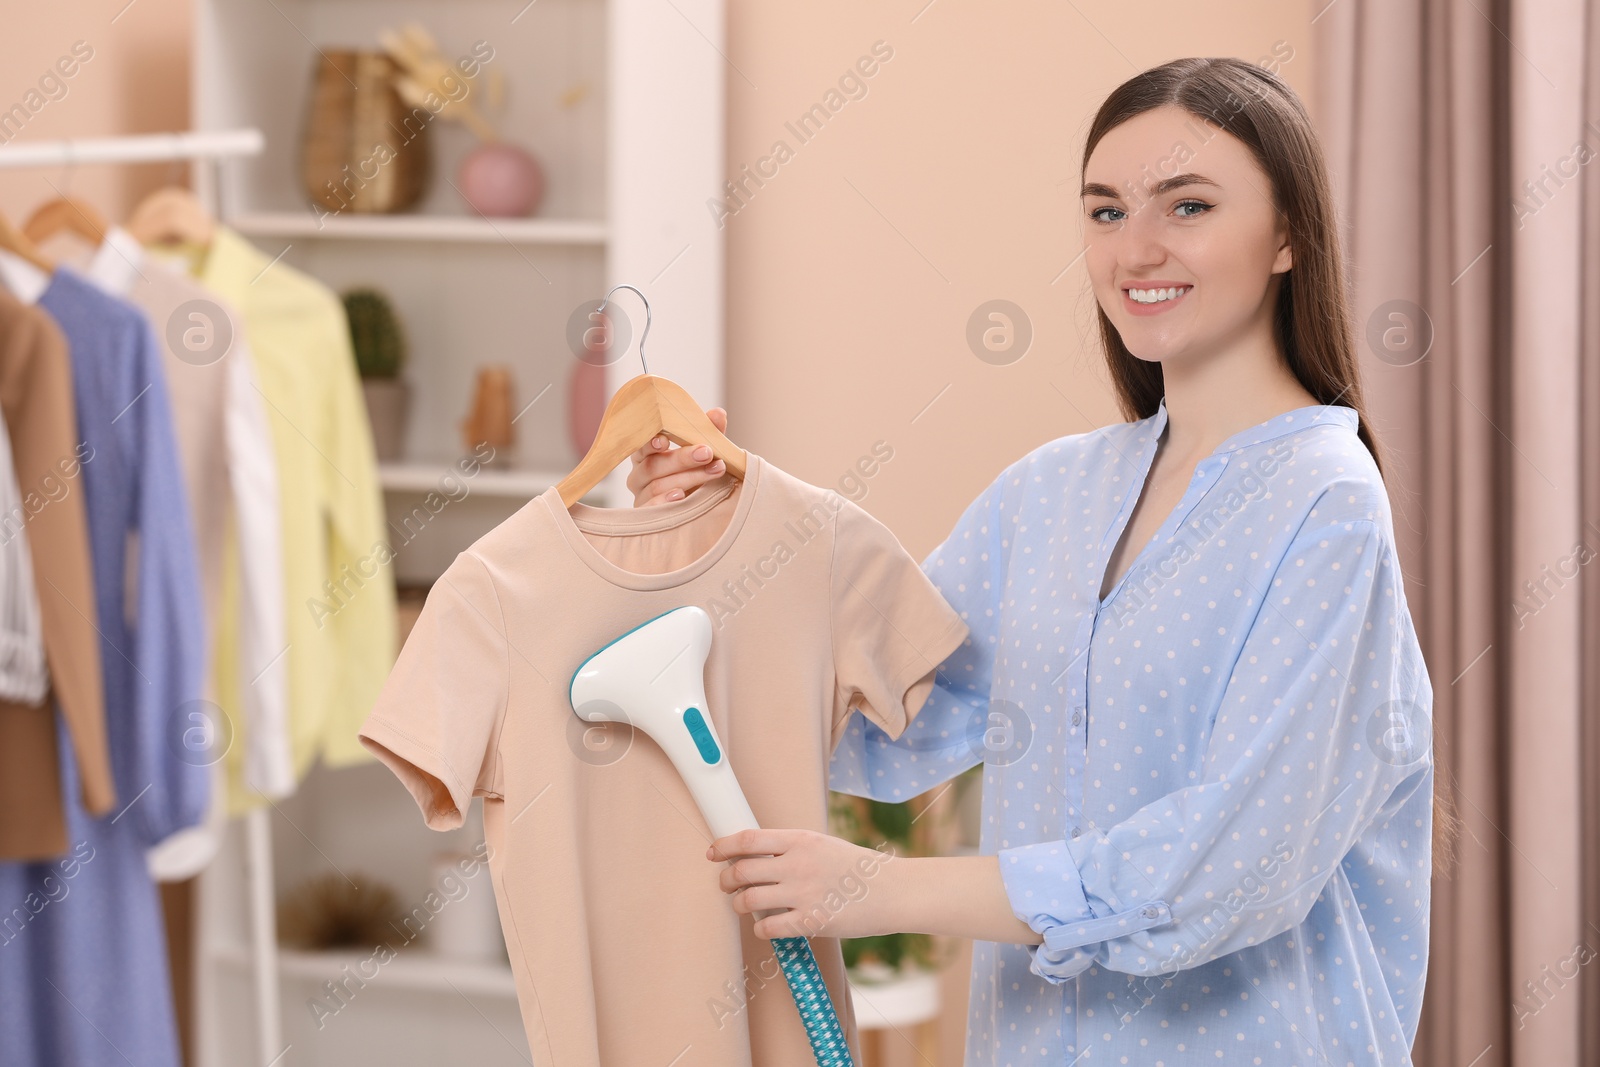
top-left (831, 398), bottom-right (1434, 1066)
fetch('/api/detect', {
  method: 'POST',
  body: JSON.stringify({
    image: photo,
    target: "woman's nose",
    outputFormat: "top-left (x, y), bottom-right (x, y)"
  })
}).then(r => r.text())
top-left (1115, 204), bottom-right (1169, 267)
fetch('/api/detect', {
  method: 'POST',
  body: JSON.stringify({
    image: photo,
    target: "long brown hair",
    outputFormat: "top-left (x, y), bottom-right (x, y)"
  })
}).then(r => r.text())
top-left (1082, 57), bottom-right (1457, 878)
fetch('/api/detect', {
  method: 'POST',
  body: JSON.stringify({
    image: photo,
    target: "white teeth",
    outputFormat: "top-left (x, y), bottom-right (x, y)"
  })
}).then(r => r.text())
top-left (1128, 286), bottom-right (1190, 304)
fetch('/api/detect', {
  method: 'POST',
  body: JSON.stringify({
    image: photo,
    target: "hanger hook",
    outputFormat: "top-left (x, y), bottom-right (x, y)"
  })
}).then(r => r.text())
top-left (596, 283), bottom-right (651, 375)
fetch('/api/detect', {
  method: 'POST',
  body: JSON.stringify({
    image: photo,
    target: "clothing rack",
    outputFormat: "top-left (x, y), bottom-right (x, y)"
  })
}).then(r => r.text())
top-left (0, 129), bottom-right (263, 168)
top-left (0, 127), bottom-right (283, 1067)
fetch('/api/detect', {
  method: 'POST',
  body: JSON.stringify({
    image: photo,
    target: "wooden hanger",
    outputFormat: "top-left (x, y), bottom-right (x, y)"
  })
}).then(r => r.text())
top-left (23, 195), bottom-right (110, 248)
top-left (0, 211), bottom-right (54, 273)
top-left (125, 186), bottom-right (215, 248)
top-left (554, 285), bottom-right (746, 508)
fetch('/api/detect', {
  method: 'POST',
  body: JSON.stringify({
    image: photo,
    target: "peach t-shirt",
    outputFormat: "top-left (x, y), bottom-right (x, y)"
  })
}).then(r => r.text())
top-left (358, 451), bottom-right (969, 1067)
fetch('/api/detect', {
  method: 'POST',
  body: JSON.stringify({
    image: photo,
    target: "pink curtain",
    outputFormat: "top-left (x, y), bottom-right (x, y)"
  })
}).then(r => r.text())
top-left (1315, 0), bottom-right (1600, 1063)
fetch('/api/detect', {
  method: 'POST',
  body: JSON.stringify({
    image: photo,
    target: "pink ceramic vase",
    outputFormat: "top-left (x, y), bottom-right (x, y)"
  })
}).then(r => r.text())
top-left (457, 143), bottom-right (545, 217)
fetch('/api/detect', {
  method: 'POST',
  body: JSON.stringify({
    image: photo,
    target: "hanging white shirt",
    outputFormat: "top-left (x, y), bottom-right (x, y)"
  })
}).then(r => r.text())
top-left (0, 249), bottom-right (53, 704)
top-left (0, 400), bottom-right (50, 706)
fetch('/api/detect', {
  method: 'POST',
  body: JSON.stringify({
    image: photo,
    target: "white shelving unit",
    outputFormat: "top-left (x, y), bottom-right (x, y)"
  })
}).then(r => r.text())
top-left (228, 212), bottom-right (608, 244)
top-left (188, 0), bottom-right (728, 1064)
top-left (376, 461), bottom-right (570, 497)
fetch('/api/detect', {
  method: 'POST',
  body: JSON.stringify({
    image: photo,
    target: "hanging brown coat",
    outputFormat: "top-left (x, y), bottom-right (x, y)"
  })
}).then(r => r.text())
top-left (0, 287), bottom-right (112, 860)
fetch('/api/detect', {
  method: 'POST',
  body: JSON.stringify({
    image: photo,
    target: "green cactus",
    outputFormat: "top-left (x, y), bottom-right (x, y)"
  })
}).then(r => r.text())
top-left (343, 287), bottom-right (408, 379)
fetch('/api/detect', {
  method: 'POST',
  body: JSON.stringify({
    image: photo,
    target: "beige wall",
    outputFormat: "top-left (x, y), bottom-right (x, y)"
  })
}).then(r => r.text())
top-left (1, 3), bottom-right (1313, 1065)
top-left (0, 0), bottom-right (191, 219)
top-left (722, 1), bottom-right (1316, 560)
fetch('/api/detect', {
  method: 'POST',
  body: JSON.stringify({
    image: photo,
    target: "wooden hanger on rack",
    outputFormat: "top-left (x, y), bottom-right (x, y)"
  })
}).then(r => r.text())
top-left (125, 186), bottom-right (215, 248)
top-left (0, 211), bottom-right (54, 272)
top-left (554, 284), bottom-right (746, 508)
top-left (23, 195), bottom-right (110, 248)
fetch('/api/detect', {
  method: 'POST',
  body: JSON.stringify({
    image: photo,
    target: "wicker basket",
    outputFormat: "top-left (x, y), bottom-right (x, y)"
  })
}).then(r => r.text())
top-left (300, 50), bottom-right (432, 214)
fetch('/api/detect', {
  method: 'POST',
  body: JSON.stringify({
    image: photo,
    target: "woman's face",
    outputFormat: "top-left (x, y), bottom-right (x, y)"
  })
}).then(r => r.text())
top-left (1081, 104), bottom-right (1291, 365)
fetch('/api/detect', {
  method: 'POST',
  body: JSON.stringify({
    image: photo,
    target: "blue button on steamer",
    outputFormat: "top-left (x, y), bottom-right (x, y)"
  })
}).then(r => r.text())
top-left (682, 707), bottom-right (720, 764)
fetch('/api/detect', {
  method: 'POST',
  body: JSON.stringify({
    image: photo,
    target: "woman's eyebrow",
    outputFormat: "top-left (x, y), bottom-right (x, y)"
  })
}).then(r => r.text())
top-left (1081, 173), bottom-right (1222, 199)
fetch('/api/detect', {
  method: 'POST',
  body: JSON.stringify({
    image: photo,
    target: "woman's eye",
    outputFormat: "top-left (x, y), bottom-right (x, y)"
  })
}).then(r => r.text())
top-left (1088, 201), bottom-right (1209, 224)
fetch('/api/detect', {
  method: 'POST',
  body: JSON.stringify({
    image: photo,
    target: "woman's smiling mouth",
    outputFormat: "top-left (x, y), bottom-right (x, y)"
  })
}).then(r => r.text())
top-left (1121, 283), bottom-right (1192, 315)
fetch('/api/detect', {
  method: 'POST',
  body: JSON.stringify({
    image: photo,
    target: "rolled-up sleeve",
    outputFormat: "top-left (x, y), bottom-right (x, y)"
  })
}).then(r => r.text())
top-left (995, 517), bottom-right (1433, 984)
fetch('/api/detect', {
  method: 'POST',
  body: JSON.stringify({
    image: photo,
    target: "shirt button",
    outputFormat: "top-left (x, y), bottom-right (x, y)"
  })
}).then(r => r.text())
top-left (1140, 906), bottom-right (1159, 919)
top-left (1071, 710), bottom-right (1082, 727)
top-left (1070, 827), bottom-right (1081, 839)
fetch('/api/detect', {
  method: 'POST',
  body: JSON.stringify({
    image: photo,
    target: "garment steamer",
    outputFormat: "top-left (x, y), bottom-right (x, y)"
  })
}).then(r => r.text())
top-left (569, 606), bottom-right (856, 1067)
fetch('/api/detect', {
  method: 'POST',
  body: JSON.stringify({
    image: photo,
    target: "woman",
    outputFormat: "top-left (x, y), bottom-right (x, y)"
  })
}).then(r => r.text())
top-left (631, 57), bottom-right (1440, 1065)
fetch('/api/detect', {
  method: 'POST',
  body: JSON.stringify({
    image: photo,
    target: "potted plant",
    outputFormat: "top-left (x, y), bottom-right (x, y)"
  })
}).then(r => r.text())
top-left (344, 287), bottom-right (410, 461)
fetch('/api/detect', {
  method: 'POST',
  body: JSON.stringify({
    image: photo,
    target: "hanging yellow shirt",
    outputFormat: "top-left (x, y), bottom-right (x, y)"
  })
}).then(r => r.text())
top-left (188, 227), bottom-right (397, 812)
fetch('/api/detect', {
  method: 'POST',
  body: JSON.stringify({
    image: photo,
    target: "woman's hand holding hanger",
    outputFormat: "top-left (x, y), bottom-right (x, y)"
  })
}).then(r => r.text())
top-left (626, 407), bottom-right (730, 506)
